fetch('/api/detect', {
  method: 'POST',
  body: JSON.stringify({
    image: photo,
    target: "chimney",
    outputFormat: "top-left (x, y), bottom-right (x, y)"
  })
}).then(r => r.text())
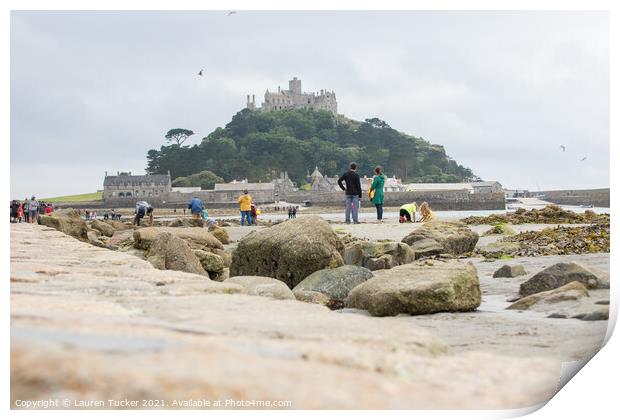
top-left (247, 94), bottom-right (250, 103)
top-left (252, 94), bottom-right (255, 103)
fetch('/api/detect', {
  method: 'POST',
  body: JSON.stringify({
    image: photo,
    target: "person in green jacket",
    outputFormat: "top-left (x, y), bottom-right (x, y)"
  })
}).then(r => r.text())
top-left (369, 166), bottom-right (386, 222)
top-left (399, 202), bottom-right (417, 223)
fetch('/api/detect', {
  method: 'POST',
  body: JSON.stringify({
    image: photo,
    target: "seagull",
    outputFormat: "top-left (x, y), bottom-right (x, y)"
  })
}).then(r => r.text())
top-left (560, 145), bottom-right (566, 152)
top-left (198, 69), bottom-right (204, 76)
top-left (580, 156), bottom-right (587, 161)
top-left (227, 11), bottom-right (236, 16)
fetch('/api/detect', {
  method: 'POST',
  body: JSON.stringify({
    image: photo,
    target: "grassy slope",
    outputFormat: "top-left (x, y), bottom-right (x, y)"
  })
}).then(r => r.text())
top-left (41, 191), bottom-right (103, 203)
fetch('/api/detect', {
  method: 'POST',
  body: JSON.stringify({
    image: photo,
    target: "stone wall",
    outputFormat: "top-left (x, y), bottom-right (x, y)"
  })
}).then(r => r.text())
top-left (538, 188), bottom-right (610, 208)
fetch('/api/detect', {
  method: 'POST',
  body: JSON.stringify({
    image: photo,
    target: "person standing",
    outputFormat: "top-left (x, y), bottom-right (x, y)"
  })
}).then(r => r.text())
top-left (28, 196), bottom-right (39, 224)
top-left (399, 202), bottom-right (417, 223)
top-left (337, 162), bottom-right (362, 224)
top-left (238, 189), bottom-right (252, 226)
top-left (369, 166), bottom-right (386, 222)
top-left (10, 200), bottom-right (19, 223)
top-left (17, 202), bottom-right (24, 223)
top-left (188, 196), bottom-right (203, 220)
top-left (23, 198), bottom-right (30, 223)
top-left (292, 206), bottom-right (297, 219)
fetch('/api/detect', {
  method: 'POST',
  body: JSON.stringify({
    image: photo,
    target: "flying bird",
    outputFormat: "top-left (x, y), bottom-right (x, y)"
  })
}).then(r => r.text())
top-left (559, 145), bottom-right (566, 152)
top-left (227, 11), bottom-right (236, 16)
top-left (198, 69), bottom-right (204, 76)
top-left (580, 157), bottom-right (587, 161)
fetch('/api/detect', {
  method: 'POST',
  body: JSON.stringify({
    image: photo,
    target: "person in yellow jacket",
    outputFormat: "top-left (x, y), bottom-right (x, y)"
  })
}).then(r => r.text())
top-left (238, 189), bottom-right (253, 226)
top-left (399, 202), bottom-right (417, 223)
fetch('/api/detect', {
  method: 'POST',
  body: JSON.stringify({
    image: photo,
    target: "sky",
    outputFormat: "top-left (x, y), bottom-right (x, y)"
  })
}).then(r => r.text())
top-left (10, 10), bottom-right (609, 198)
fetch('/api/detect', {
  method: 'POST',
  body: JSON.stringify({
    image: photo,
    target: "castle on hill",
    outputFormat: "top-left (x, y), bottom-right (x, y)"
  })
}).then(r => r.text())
top-left (246, 77), bottom-right (338, 114)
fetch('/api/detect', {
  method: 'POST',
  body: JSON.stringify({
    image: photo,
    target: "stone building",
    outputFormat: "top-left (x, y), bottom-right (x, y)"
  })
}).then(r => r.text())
top-left (103, 171), bottom-right (171, 201)
top-left (246, 77), bottom-right (337, 114)
top-left (307, 167), bottom-right (340, 192)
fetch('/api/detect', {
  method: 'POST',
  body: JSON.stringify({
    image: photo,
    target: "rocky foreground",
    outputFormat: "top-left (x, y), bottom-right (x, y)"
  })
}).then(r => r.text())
top-left (7, 223), bottom-right (572, 409)
top-left (11, 210), bottom-right (611, 409)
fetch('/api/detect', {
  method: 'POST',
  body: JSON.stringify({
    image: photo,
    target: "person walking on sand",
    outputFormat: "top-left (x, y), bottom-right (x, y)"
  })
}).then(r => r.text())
top-left (399, 202), bottom-right (417, 223)
top-left (238, 189), bottom-right (253, 226)
top-left (338, 162), bottom-right (362, 224)
top-left (28, 196), bottom-right (39, 224)
top-left (419, 201), bottom-right (435, 222)
top-left (369, 166), bottom-right (386, 222)
top-left (188, 196), bottom-right (203, 220)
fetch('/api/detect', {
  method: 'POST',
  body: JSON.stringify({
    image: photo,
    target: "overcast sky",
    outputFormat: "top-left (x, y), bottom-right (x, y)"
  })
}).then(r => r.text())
top-left (10, 11), bottom-right (609, 198)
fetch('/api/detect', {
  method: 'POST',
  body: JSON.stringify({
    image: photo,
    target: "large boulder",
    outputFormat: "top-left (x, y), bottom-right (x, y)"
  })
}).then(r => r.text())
top-left (508, 281), bottom-right (590, 310)
top-left (86, 230), bottom-right (106, 247)
top-left (106, 229), bottom-right (134, 250)
top-left (168, 218), bottom-right (204, 228)
top-left (518, 262), bottom-right (602, 297)
top-left (224, 276), bottom-right (295, 300)
top-left (230, 216), bottom-right (344, 288)
top-left (133, 227), bottom-right (223, 252)
top-left (38, 212), bottom-right (88, 242)
top-left (209, 225), bottom-right (230, 245)
top-left (91, 219), bottom-right (115, 237)
top-left (493, 264), bottom-right (527, 278)
top-left (342, 241), bottom-right (414, 271)
top-left (346, 261), bottom-right (481, 317)
top-left (402, 221), bottom-right (478, 259)
top-left (146, 232), bottom-right (208, 276)
top-left (194, 250), bottom-right (226, 281)
top-left (293, 265), bottom-right (374, 301)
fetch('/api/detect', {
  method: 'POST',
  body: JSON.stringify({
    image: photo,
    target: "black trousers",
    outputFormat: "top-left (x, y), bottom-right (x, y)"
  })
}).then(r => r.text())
top-left (399, 208), bottom-right (412, 222)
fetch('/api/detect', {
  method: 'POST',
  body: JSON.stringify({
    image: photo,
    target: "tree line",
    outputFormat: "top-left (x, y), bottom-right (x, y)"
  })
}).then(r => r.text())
top-left (146, 108), bottom-right (478, 187)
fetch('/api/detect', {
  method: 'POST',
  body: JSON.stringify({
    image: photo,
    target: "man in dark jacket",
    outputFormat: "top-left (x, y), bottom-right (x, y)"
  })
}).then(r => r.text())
top-left (337, 162), bottom-right (362, 224)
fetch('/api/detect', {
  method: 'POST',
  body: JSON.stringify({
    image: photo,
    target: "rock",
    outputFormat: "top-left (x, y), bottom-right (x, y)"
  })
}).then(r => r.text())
top-left (493, 264), bottom-right (527, 278)
top-left (104, 219), bottom-right (132, 230)
top-left (91, 219), bottom-right (115, 237)
top-left (86, 230), bottom-right (105, 247)
top-left (230, 216), bottom-right (344, 289)
top-left (208, 225), bottom-right (230, 244)
top-left (168, 218), bottom-right (204, 228)
top-left (293, 265), bottom-right (374, 301)
top-left (573, 306), bottom-right (609, 321)
top-left (518, 262), bottom-right (602, 297)
top-left (212, 248), bottom-right (232, 267)
top-left (482, 224), bottom-right (516, 236)
top-left (133, 227), bottom-right (223, 252)
top-left (342, 241), bottom-right (414, 270)
top-left (507, 281), bottom-right (590, 310)
top-left (401, 221), bottom-right (478, 258)
top-left (146, 232), bottom-right (208, 276)
top-left (346, 261), bottom-right (481, 317)
top-left (38, 212), bottom-right (88, 242)
top-left (106, 229), bottom-right (134, 250)
top-left (293, 290), bottom-right (331, 306)
top-left (478, 241), bottom-right (522, 259)
top-left (225, 276), bottom-right (295, 300)
top-left (194, 250), bottom-right (225, 280)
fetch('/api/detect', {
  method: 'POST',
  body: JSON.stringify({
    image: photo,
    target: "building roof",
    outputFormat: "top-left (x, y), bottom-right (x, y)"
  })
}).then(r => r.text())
top-left (214, 182), bottom-right (274, 191)
top-left (104, 174), bottom-right (170, 187)
top-left (471, 181), bottom-right (502, 187)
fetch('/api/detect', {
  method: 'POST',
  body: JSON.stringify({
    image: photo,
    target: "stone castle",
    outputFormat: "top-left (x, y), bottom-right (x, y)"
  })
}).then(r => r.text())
top-left (246, 77), bottom-right (337, 114)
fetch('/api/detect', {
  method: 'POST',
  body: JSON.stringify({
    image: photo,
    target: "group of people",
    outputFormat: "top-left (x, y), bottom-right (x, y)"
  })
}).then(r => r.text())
top-left (9, 197), bottom-right (53, 223)
top-left (187, 190), bottom-right (260, 227)
top-left (287, 205), bottom-right (297, 219)
top-left (337, 162), bottom-right (434, 223)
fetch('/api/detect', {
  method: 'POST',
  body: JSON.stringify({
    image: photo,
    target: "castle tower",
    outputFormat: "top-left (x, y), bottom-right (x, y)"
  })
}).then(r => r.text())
top-left (289, 77), bottom-right (302, 95)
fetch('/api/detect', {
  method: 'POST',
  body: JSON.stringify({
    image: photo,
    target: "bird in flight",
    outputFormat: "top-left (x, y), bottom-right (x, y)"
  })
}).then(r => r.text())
top-left (227, 11), bottom-right (236, 16)
top-left (580, 157), bottom-right (587, 161)
top-left (198, 69), bottom-right (204, 76)
top-left (559, 145), bottom-right (566, 152)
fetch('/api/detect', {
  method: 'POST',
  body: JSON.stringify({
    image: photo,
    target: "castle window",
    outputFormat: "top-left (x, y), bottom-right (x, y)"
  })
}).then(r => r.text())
top-left (118, 192), bottom-right (124, 197)
top-left (126, 192), bottom-right (132, 197)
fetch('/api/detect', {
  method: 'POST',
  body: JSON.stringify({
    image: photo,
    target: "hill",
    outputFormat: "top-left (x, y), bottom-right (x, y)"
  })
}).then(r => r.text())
top-left (145, 108), bottom-right (478, 186)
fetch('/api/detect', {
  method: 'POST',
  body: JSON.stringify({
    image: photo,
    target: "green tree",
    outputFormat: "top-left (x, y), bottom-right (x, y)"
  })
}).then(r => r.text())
top-left (165, 128), bottom-right (195, 146)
